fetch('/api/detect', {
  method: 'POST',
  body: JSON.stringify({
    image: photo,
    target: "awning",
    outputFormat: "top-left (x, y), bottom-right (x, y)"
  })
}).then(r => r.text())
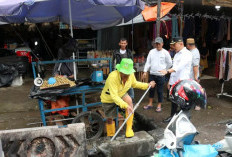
top-left (0, 0), bottom-right (145, 30)
top-left (117, 13), bottom-right (171, 26)
top-left (142, 2), bottom-right (176, 22)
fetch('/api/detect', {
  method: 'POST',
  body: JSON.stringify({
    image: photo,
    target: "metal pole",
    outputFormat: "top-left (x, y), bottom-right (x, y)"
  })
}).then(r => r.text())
top-left (68, 0), bottom-right (73, 38)
top-left (73, 53), bottom-right (77, 80)
top-left (69, 0), bottom-right (78, 113)
top-left (156, 0), bottom-right (161, 37)
top-left (111, 86), bottom-right (151, 141)
top-left (132, 18), bottom-right (134, 51)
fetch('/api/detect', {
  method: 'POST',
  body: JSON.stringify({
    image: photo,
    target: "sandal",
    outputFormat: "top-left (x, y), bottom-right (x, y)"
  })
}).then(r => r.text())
top-left (143, 105), bottom-right (153, 110)
top-left (156, 107), bottom-right (162, 112)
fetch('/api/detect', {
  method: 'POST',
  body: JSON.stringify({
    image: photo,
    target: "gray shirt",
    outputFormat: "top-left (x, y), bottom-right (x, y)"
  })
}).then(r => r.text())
top-left (190, 48), bottom-right (200, 79)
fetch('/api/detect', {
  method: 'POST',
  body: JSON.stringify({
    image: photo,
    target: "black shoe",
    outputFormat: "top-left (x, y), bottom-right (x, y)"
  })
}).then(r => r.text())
top-left (163, 116), bottom-right (173, 123)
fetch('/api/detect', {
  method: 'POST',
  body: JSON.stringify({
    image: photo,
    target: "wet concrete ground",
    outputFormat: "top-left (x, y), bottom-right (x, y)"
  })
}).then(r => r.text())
top-left (0, 67), bottom-right (231, 146)
top-left (135, 77), bottom-right (232, 145)
top-left (0, 78), bottom-right (41, 130)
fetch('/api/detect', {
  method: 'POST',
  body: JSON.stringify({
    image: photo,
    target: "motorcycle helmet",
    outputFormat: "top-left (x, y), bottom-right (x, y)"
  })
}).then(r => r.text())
top-left (169, 79), bottom-right (207, 110)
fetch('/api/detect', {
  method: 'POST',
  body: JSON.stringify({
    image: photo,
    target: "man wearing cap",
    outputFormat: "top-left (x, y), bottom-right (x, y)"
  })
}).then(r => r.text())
top-left (165, 40), bottom-right (176, 100)
top-left (101, 58), bottom-right (156, 137)
top-left (159, 37), bottom-right (192, 122)
top-left (186, 38), bottom-right (200, 82)
top-left (142, 37), bottom-right (172, 112)
top-left (169, 40), bottom-right (176, 59)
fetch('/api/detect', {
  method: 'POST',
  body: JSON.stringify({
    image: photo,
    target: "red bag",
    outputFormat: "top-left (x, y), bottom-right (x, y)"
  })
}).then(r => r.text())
top-left (51, 96), bottom-right (70, 116)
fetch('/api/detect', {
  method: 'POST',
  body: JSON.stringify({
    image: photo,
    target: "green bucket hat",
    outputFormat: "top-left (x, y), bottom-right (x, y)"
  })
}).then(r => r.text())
top-left (116, 58), bottom-right (135, 75)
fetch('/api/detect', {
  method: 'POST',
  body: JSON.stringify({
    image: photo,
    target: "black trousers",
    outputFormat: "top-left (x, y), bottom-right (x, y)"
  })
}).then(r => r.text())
top-left (171, 101), bottom-right (178, 116)
top-left (149, 75), bottom-right (165, 103)
top-left (170, 84), bottom-right (178, 116)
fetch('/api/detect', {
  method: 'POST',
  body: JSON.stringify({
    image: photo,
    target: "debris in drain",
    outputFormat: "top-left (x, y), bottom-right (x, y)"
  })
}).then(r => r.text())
top-left (134, 112), bottom-right (157, 132)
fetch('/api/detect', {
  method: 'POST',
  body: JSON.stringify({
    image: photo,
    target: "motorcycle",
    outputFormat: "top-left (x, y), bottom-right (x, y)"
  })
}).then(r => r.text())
top-left (153, 110), bottom-right (232, 157)
top-left (212, 122), bottom-right (232, 157)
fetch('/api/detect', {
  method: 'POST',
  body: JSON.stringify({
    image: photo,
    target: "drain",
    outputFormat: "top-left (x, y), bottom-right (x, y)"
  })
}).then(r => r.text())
top-left (27, 137), bottom-right (55, 157)
top-left (134, 112), bottom-right (157, 132)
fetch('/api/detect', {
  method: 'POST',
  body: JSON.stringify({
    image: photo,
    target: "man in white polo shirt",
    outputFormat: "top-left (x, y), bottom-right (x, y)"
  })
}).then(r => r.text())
top-left (142, 37), bottom-right (172, 112)
top-left (186, 38), bottom-right (201, 110)
top-left (160, 37), bottom-right (192, 122)
top-left (186, 38), bottom-right (200, 82)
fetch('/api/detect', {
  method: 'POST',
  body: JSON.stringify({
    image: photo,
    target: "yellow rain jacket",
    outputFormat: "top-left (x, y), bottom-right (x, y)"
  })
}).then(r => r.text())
top-left (100, 70), bottom-right (149, 109)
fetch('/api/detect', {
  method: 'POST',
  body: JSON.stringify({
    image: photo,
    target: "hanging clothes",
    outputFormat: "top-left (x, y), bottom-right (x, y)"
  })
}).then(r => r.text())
top-left (172, 15), bottom-right (179, 38)
top-left (160, 20), bottom-right (171, 39)
top-left (215, 50), bottom-right (221, 78)
top-left (217, 48), bottom-right (232, 81)
top-left (219, 50), bottom-right (224, 80)
top-left (153, 23), bottom-right (156, 40)
top-left (224, 51), bottom-right (230, 80)
top-left (178, 16), bottom-right (184, 37)
top-left (201, 18), bottom-right (208, 42)
top-left (183, 16), bottom-right (195, 40)
top-left (216, 19), bottom-right (227, 43)
top-left (195, 16), bottom-right (202, 38)
top-left (228, 52), bottom-right (232, 80)
top-left (227, 19), bottom-right (231, 41)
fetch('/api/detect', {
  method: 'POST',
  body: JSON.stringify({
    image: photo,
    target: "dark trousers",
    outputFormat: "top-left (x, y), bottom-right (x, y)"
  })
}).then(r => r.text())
top-left (169, 84), bottom-right (178, 116)
top-left (149, 75), bottom-right (165, 103)
top-left (171, 101), bottom-right (178, 116)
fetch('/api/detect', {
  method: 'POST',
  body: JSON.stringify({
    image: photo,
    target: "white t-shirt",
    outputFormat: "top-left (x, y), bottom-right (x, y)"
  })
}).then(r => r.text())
top-left (120, 49), bottom-right (126, 54)
top-left (169, 47), bottom-right (192, 85)
top-left (144, 48), bottom-right (172, 76)
top-left (190, 48), bottom-right (200, 79)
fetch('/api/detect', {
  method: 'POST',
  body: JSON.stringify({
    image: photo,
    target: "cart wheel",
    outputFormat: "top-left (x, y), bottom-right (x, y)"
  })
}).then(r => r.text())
top-left (72, 111), bottom-right (104, 140)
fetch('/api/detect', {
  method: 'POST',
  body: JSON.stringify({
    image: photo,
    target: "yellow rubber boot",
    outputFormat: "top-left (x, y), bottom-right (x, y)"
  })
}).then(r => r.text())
top-left (106, 121), bottom-right (115, 137)
top-left (126, 111), bottom-right (134, 138)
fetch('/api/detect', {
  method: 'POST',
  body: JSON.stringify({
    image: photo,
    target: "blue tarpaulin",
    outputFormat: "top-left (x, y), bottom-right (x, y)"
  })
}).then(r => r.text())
top-left (0, 0), bottom-right (144, 30)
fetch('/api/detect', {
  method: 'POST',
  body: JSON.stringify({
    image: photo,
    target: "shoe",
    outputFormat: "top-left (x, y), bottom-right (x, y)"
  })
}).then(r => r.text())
top-left (155, 107), bottom-right (162, 112)
top-left (163, 116), bottom-right (173, 123)
top-left (143, 105), bottom-right (153, 110)
top-left (125, 111), bottom-right (134, 138)
top-left (106, 121), bottom-right (115, 137)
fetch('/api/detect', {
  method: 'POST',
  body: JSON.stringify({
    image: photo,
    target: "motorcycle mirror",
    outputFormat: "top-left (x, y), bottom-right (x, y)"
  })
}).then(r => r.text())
top-left (34, 77), bottom-right (43, 86)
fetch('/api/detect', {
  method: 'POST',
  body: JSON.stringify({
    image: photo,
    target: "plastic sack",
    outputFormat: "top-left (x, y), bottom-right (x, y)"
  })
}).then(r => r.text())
top-left (159, 148), bottom-right (179, 157)
top-left (51, 96), bottom-right (70, 116)
top-left (183, 145), bottom-right (218, 157)
top-left (29, 85), bottom-right (65, 101)
top-left (0, 63), bottom-right (19, 87)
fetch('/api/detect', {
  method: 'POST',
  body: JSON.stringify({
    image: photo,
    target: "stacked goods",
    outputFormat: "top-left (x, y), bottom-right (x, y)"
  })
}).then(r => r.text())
top-left (40, 76), bottom-right (76, 89)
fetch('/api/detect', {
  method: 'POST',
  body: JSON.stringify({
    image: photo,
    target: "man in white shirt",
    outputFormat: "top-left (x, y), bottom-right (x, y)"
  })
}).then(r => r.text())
top-left (186, 38), bottom-right (200, 82)
top-left (142, 37), bottom-right (172, 112)
top-left (186, 38), bottom-right (201, 111)
top-left (160, 37), bottom-right (192, 122)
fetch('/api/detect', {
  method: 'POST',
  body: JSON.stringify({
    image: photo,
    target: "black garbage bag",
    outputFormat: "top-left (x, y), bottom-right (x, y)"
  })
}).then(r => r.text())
top-left (0, 63), bottom-right (19, 87)
top-left (29, 85), bottom-right (65, 101)
top-left (0, 56), bottom-right (28, 75)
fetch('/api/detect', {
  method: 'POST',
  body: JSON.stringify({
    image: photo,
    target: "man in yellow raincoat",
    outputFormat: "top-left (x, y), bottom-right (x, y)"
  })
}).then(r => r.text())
top-left (101, 58), bottom-right (156, 138)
